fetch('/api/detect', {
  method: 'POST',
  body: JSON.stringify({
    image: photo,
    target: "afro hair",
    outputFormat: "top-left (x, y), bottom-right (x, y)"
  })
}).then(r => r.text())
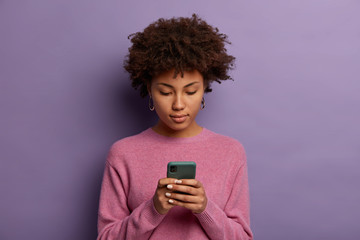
top-left (124, 14), bottom-right (235, 97)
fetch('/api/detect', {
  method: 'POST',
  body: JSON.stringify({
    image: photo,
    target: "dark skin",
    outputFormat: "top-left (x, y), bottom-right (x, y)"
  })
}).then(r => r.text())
top-left (149, 69), bottom-right (208, 214)
top-left (153, 178), bottom-right (208, 214)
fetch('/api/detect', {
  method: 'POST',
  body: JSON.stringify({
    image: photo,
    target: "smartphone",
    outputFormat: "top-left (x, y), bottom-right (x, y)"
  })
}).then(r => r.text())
top-left (167, 161), bottom-right (196, 179)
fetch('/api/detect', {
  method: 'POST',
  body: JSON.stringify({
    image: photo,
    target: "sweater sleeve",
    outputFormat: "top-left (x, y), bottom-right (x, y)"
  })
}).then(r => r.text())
top-left (97, 161), bottom-right (166, 240)
top-left (195, 157), bottom-right (253, 240)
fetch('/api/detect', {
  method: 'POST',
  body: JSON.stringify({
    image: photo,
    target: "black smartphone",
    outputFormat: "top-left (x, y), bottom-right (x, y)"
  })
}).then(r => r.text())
top-left (167, 161), bottom-right (196, 179)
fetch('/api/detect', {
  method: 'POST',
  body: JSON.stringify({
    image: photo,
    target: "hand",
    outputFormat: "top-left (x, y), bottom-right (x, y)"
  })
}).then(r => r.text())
top-left (153, 178), bottom-right (181, 215)
top-left (164, 179), bottom-right (207, 214)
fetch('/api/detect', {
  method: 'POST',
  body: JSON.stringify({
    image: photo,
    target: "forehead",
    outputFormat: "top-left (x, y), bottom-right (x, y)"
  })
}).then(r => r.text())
top-left (152, 69), bottom-right (204, 87)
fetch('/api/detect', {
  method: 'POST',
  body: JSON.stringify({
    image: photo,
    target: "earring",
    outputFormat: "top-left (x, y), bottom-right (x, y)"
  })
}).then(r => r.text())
top-left (201, 97), bottom-right (205, 110)
top-left (149, 95), bottom-right (155, 111)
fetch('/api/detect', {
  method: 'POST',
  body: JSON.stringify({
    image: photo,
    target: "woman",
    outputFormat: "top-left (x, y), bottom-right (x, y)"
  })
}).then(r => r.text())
top-left (97, 14), bottom-right (253, 240)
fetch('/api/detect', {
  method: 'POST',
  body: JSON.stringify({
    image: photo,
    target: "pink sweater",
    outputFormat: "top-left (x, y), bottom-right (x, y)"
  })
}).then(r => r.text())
top-left (97, 128), bottom-right (253, 240)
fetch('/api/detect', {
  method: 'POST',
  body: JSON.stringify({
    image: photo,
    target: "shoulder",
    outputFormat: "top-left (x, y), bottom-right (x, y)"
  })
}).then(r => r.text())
top-left (203, 129), bottom-right (247, 167)
top-left (204, 128), bottom-right (245, 152)
top-left (106, 128), bottom-right (152, 164)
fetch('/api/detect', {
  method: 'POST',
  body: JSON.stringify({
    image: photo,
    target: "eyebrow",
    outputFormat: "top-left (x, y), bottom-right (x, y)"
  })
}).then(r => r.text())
top-left (157, 82), bottom-right (199, 88)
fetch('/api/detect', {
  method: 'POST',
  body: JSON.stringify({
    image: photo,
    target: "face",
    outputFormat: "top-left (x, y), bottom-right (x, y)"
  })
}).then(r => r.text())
top-left (149, 69), bottom-right (205, 137)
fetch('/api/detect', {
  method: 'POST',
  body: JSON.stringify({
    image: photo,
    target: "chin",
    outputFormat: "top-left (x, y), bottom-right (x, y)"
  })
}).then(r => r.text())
top-left (167, 122), bottom-right (191, 131)
top-left (168, 125), bottom-right (188, 132)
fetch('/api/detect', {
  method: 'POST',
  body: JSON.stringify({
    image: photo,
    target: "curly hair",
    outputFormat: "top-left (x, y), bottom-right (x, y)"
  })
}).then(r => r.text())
top-left (124, 14), bottom-right (235, 97)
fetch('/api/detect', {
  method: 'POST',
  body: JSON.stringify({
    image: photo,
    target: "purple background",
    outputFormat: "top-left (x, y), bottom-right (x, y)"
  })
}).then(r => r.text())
top-left (1, 0), bottom-right (359, 239)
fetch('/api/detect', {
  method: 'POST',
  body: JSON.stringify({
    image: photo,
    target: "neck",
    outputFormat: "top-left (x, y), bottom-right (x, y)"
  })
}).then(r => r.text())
top-left (152, 122), bottom-right (203, 138)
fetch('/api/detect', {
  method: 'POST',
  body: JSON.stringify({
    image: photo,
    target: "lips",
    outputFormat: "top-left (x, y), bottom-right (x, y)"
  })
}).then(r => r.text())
top-left (170, 114), bottom-right (188, 123)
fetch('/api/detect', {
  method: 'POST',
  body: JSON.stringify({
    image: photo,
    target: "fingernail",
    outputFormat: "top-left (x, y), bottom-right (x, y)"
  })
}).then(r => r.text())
top-left (175, 180), bottom-right (182, 184)
top-left (165, 192), bottom-right (171, 197)
top-left (167, 185), bottom-right (173, 189)
top-left (168, 199), bottom-right (174, 204)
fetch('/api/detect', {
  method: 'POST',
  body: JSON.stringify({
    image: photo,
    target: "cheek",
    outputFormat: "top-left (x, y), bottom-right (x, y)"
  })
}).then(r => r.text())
top-left (153, 97), bottom-right (166, 106)
top-left (152, 98), bottom-right (170, 115)
top-left (187, 97), bottom-right (203, 110)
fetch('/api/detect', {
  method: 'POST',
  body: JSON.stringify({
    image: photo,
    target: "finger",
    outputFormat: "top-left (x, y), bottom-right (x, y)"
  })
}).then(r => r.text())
top-left (168, 198), bottom-right (194, 207)
top-left (157, 178), bottom-right (181, 188)
top-left (165, 192), bottom-right (197, 203)
top-left (168, 184), bottom-right (198, 195)
top-left (177, 179), bottom-right (202, 188)
top-left (167, 199), bottom-right (204, 213)
top-left (168, 197), bottom-right (207, 214)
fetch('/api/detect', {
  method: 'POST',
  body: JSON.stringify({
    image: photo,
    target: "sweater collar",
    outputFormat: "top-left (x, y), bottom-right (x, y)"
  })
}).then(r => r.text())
top-left (144, 127), bottom-right (209, 144)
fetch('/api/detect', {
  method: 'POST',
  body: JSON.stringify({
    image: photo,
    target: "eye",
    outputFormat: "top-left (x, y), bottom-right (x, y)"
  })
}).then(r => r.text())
top-left (160, 91), bottom-right (171, 96)
top-left (186, 91), bottom-right (197, 95)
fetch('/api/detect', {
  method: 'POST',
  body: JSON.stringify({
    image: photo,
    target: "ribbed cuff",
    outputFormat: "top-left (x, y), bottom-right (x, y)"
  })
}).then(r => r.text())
top-left (142, 199), bottom-right (166, 226)
top-left (194, 199), bottom-right (216, 225)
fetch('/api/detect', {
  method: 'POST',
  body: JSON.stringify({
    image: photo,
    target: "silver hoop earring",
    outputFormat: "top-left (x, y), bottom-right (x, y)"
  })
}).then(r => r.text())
top-left (149, 95), bottom-right (155, 111)
top-left (201, 97), bottom-right (205, 110)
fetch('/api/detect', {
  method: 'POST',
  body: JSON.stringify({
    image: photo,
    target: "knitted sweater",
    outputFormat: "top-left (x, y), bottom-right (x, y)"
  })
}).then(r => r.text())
top-left (97, 128), bottom-right (253, 240)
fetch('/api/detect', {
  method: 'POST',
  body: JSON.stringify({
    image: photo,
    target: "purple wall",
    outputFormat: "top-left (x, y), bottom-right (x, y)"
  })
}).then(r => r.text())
top-left (1, 0), bottom-right (359, 239)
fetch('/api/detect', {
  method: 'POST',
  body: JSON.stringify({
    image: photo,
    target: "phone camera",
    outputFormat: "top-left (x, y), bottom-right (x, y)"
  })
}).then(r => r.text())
top-left (170, 166), bottom-right (177, 173)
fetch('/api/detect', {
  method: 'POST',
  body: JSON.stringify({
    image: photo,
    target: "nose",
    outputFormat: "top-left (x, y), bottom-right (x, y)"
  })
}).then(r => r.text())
top-left (172, 95), bottom-right (185, 110)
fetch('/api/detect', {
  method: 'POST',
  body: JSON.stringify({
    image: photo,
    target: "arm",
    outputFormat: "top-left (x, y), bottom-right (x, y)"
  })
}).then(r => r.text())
top-left (165, 161), bottom-right (253, 239)
top-left (195, 161), bottom-right (253, 240)
top-left (97, 162), bottom-right (166, 240)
